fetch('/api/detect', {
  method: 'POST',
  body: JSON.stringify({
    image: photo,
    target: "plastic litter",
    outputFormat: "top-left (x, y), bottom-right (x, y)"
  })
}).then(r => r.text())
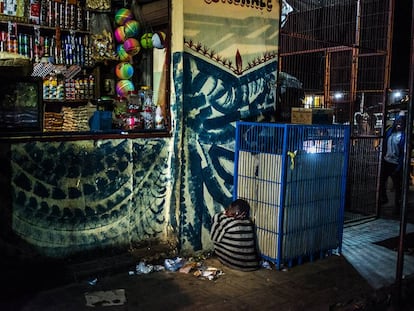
top-left (164, 257), bottom-right (185, 271)
top-left (261, 260), bottom-right (272, 270)
top-left (135, 261), bottom-right (154, 274)
top-left (193, 266), bottom-right (223, 280)
top-left (87, 278), bottom-right (98, 286)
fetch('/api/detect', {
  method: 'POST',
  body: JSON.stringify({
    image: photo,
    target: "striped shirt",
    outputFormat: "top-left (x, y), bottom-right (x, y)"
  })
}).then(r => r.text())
top-left (210, 212), bottom-right (260, 271)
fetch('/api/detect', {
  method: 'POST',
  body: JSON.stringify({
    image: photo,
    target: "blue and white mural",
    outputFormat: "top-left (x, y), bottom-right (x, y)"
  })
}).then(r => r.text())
top-left (5, 0), bottom-right (280, 258)
top-left (176, 1), bottom-right (279, 252)
top-left (10, 138), bottom-right (171, 257)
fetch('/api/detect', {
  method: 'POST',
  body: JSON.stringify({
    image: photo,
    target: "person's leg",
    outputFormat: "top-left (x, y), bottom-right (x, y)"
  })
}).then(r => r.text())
top-left (379, 161), bottom-right (393, 204)
top-left (391, 169), bottom-right (403, 214)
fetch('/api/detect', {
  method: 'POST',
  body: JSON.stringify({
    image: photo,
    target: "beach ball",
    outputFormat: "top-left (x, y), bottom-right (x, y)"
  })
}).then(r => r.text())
top-left (116, 44), bottom-right (131, 62)
top-left (124, 20), bottom-right (140, 38)
top-left (152, 31), bottom-right (166, 49)
top-left (140, 33), bottom-right (153, 49)
top-left (115, 62), bottom-right (134, 80)
top-left (116, 79), bottom-right (135, 97)
top-left (114, 26), bottom-right (126, 43)
top-left (123, 38), bottom-right (141, 56)
top-left (115, 8), bottom-right (133, 26)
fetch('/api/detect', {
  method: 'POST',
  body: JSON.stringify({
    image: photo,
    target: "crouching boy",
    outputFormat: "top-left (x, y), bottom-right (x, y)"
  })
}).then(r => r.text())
top-left (210, 199), bottom-right (260, 271)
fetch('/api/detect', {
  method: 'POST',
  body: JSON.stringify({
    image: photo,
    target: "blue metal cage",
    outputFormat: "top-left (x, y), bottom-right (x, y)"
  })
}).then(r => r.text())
top-left (233, 121), bottom-right (350, 269)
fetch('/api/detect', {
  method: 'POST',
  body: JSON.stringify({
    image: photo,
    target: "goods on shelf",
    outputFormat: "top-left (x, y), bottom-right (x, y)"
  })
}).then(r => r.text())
top-left (43, 111), bottom-right (64, 132)
top-left (61, 106), bottom-right (90, 131)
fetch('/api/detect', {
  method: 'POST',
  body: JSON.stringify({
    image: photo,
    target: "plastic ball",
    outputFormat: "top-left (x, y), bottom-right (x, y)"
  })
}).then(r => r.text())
top-left (123, 38), bottom-right (141, 56)
top-left (152, 31), bottom-right (166, 49)
top-left (115, 8), bottom-right (133, 26)
top-left (116, 79), bottom-right (135, 98)
top-left (124, 20), bottom-right (140, 38)
top-left (140, 33), bottom-right (153, 49)
top-left (115, 62), bottom-right (134, 80)
top-left (114, 26), bottom-right (126, 43)
top-left (116, 44), bottom-right (131, 62)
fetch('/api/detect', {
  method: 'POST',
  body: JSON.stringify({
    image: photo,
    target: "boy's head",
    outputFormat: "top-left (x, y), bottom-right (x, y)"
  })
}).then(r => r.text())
top-left (225, 199), bottom-right (250, 219)
top-left (394, 115), bottom-right (406, 132)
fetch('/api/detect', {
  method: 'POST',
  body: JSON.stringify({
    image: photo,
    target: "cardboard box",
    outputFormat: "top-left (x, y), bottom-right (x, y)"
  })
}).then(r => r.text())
top-left (291, 108), bottom-right (334, 124)
top-left (291, 108), bottom-right (312, 124)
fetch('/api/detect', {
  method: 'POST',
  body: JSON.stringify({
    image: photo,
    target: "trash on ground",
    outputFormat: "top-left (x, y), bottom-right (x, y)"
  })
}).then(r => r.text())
top-left (129, 254), bottom-right (224, 280)
top-left (87, 278), bottom-right (98, 286)
top-left (135, 261), bottom-right (154, 274)
top-left (164, 257), bottom-right (186, 271)
top-left (84, 289), bottom-right (126, 307)
top-left (261, 260), bottom-right (272, 270)
top-left (193, 266), bottom-right (223, 280)
top-left (179, 261), bottom-right (198, 274)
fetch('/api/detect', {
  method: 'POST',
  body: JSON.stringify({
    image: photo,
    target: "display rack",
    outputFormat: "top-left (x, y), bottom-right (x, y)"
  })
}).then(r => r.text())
top-left (233, 121), bottom-right (350, 269)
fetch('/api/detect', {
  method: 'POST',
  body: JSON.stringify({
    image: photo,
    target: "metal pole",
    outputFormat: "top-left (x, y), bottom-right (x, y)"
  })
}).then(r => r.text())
top-left (395, 0), bottom-right (414, 304)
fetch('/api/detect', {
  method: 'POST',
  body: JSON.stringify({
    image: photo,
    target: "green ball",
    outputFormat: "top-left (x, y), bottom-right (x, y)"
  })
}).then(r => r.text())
top-left (140, 33), bottom-right (153, 49)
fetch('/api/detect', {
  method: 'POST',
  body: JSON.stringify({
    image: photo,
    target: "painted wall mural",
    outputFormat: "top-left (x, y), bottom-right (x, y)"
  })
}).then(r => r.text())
top-left (11, 138), bottom-right (171, 257)
top-left (6, 0), bottom-right (280, 258)
top-left (177, 1), bottom-right (280, 252)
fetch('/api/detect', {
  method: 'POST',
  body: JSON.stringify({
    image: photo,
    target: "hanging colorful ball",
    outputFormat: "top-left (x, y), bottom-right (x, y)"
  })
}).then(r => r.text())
top-left (114, 26), bottom-right (126, 43)
top-left (124, 20), bottom-right (140, 38)
top-left (123, 38), bottom-right (141, 56)
top-left (116, 44), bottom-right (131, 62)
top-left (115, 62), bottom-right (134, 80)
top-left (140, 33), bottom-right (153, 49)
top-left (116, 79), bottom-right (135, 98)
top-left (152, 31), bottom-right (166, 49)
top-left (115, 8), bottom-right (133, 26)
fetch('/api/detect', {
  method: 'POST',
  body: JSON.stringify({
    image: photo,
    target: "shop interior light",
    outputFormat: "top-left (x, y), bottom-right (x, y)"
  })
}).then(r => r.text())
top-left (334, 93), bottom-right (343, 99)
top-left (393, 91), bottom-right (402, 99)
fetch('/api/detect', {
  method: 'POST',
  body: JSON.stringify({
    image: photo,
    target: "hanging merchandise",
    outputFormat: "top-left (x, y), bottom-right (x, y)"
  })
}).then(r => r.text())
top-left (114, 8), bottom-right (134, 26)
top-left (116, 44), bottom-right (131, 62)
top-left (152, 31), bottom-right (166, 49)
top-left (124, 20), bottom-right (140, 38)
top-left (113, 7), bottom-right (142, 100)
top-left (140, 33), bottom-right (153, 49)
top-left (123, 38), bottom-right (141, 56)
top-left (114, 26), bottom-right (126, 43)
top-left (90, 13), bottom-right (117, 62)
top-left (116, 79), bottom-right (135, 98)
top-left (86, 0), bottom-right (111, 11)
top-left (115, 62), bottom-right (134, 80)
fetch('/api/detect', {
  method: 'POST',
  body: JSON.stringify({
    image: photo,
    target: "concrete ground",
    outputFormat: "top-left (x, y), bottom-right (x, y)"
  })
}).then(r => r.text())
top-left (1, 217), bottom-right (414, 311)
top-left (0, 255), bottom-right (385, 311)
top-left (2, 183), bottom-right (414, 311)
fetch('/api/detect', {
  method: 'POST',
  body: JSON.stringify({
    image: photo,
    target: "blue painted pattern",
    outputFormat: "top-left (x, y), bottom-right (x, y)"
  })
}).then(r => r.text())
top-left (11, 138), bottom-right (169, 257)
top-left (175, 51), bottom-right (277, 251)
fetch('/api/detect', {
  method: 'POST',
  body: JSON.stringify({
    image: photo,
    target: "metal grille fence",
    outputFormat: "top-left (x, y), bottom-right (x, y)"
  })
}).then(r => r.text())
top-left (279, 0), bottom-right (392, 217)
top-left (234, 121), bottom-right (350, 269)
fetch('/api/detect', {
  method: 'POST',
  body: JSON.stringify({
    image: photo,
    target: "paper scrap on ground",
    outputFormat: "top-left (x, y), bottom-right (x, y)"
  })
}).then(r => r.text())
top-left (84, 289), bottom-right (126, 307)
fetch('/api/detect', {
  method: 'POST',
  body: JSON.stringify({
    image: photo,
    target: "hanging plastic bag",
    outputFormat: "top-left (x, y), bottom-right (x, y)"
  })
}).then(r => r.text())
top-left (86, 0), bottom-right (111, 11)
top-left (90, 13), bottom-right (117, 62)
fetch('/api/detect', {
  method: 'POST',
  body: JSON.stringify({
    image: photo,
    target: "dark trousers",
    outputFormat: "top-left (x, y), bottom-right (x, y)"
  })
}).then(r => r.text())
top-left (379, 160), bottom-right (402, 211)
